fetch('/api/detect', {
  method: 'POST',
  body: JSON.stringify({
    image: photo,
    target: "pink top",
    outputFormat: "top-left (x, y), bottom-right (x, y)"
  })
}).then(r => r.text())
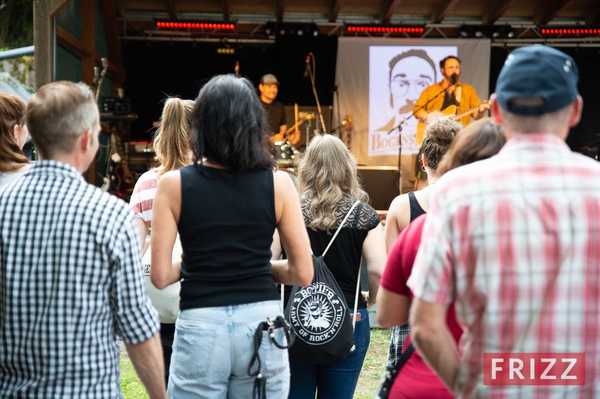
top-left (381, 214), bottom-right (462, 399)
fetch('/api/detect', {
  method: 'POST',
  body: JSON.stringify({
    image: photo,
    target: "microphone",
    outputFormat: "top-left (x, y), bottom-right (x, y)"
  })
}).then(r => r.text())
top-left (303, 55), bottom-right (310, 78)
top-left (450, 73), bottom-right (458, 85)
top-left (343, 114), bottom-right (353, 131)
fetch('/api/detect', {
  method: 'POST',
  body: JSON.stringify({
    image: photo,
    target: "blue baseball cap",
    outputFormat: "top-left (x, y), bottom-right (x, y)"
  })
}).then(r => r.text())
top-left (495, 45), bottom-right (579, 115)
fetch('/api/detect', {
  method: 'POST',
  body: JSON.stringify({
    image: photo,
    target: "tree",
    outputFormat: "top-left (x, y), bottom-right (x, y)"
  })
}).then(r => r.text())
top-left (0, 0), bottom-right (34, 49)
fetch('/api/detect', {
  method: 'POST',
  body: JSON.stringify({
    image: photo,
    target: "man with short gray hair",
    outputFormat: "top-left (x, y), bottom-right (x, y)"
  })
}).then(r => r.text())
top-left (0, 81), bottom-right (166, 398)
top-left (408, 45), bottom-right (600, 397)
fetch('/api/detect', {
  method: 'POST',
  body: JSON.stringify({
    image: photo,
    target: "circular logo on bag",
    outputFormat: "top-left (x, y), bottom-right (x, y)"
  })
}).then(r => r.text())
top-left (289, 282), bottom-right (347, 345)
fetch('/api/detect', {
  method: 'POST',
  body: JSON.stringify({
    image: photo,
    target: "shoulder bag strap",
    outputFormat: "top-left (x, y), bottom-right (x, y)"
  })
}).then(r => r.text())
top-left (320, 200), bottom-right (363, 330)
top-left (285, 200), bottom-right (362, 326)
top-left (398, 342), bottom-right (415, 368)
top-left (455, 85), bottom-right (462, 108)
top-left (321, 200), bottom-right (360, 257)
top-left (383, 342), bottom-right (415, 396)
top-left (351, 260), bottom-right (363, 330)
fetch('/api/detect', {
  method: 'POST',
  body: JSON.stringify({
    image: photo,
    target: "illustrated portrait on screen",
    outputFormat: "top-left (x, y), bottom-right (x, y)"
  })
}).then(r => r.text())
top-left (377, 50), bottom-right (436, 133)
top-left (368, 46), bottom-right (456, 158)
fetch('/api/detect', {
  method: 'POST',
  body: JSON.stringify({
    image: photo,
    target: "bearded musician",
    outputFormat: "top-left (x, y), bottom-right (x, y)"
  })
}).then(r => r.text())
top-left (413, 55), bottom-right (490, 145)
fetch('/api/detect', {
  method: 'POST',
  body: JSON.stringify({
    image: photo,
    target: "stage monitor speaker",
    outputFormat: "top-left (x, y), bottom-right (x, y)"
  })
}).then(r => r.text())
top-left (357, 166), bottom-right (400, 212)
top-left (284, 105), bottom-right (332, 150)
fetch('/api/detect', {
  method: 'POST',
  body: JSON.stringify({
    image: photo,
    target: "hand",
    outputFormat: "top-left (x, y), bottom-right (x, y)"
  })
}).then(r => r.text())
top-left (270, 132), bottom-right (285, 143)
top-left (362, 291), bottom-right (375, 309)
top-left (479, 100), bottom-right (490, 114)
top-left (288, 129), bottom-right (301, 146)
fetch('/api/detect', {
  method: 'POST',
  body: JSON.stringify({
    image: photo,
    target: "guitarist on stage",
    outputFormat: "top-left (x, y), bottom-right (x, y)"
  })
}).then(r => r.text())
top-left (258, 73), bottom-right (301, 146)
top-left (413, 56), bottom-right (490, 146)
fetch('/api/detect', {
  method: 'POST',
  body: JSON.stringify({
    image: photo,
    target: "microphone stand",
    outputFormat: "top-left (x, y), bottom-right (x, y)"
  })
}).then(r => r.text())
top-left (331, 83), bottom-right (341, 138)
top-left (95, 58), bottom-right (109, 104)
top-left (387, 81), bottom-right (455, 135)
top-left (389, 79), bottom-right (456, 189)
top-left (306, 54), bottom-right (327, 134)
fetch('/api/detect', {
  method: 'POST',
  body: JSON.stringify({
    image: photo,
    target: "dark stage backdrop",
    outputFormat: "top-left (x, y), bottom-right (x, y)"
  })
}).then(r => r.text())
top-left (491, 46), bottom-right (600, 155)
top-left (122, 36), bottom-right (338, 141)
top-left (122, 38), bottom-right (600, 158)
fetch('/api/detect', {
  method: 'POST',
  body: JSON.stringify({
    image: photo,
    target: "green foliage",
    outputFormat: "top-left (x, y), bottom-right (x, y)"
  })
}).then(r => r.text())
top-left (0, 0), bottom-right (34, 49)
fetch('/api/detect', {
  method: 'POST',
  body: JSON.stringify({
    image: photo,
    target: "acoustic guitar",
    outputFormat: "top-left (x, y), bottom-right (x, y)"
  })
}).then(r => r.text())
top-left (415, 103), bottom-right (486, 145)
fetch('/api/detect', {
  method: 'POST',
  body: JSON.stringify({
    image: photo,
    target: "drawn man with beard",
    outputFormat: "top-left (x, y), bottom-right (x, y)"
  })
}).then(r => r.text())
top-left (378, 49), bottom-right (437, 194)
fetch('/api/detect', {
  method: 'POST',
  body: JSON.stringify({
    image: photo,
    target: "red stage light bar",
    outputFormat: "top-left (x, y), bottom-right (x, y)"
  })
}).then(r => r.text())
top-left (540, 27), bottom-right (600, 36)
top-left (346, 25), bottom-right (424, 34)
top-left (156, 21), bottom-right (236, 31)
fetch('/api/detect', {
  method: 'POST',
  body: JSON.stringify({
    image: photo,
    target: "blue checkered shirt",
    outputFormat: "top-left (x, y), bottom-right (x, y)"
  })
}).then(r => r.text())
top-left (0, 161), bottom-right (159, 398)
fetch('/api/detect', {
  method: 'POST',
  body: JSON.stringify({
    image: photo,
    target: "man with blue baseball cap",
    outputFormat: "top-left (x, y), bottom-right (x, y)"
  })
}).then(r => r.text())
top-left (407, 45), bottom-right (600, 397)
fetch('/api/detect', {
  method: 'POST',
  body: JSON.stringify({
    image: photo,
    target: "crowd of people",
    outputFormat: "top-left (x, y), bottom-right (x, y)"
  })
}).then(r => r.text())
top-left (2, 44), bottom-right (600, 399)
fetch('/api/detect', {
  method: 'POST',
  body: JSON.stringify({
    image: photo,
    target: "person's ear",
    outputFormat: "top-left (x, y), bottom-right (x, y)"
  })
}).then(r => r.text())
top-left (568, 95), bottom-right (583, 128)
top-left (490, 94), bottom-right (503, 125)
top-left (79, 129), bottom-right (92, 152)
top-left (421, 153), bottom-right (428, 167)
top-left (13, 124), bottom-right (26, 148)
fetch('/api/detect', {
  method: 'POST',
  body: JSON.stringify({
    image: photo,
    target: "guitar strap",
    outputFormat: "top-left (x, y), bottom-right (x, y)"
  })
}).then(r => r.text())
top-left (455, 86), bottom-right (462, 110)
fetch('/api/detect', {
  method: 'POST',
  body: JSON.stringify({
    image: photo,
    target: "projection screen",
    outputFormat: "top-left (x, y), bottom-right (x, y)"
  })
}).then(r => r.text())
top-left (335, 38), bottom-right (491, 166)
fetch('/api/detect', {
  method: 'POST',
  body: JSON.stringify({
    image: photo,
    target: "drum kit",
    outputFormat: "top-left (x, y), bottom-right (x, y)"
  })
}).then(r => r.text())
top-left (271, 111), bottom-right (310, 176)
top-left (271, 111), bottom-right (353, 177)
top-left (273, 140), bottom-right (302, 175)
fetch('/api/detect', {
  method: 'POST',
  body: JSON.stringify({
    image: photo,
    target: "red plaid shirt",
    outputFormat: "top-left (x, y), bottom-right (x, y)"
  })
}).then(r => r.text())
top-left (408, 133), bottom-right (600, 398)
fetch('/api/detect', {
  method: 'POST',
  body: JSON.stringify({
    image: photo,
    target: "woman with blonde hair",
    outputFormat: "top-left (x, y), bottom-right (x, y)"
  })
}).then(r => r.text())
top-left (129, 96), bottom-right (194, 385)
top-left (0, 93), bottom-right (31, 189)
top-left (289, 133), bottom-right (387, 399)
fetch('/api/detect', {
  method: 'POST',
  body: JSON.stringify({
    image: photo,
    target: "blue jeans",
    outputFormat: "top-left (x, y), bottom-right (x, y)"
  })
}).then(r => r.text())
top-left (168, 300), bottom-right (290, 399)
top-left (288, 308), bottom-right (370, 399)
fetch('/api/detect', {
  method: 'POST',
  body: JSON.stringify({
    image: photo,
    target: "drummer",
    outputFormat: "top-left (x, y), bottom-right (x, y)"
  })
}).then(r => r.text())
top-left (258, 73), bottom-right (301, 146)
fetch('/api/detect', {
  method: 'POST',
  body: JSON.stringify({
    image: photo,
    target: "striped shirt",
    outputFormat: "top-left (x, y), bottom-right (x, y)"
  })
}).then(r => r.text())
top-left (129, 168), bottom-right (181, 324)
top-left (408, 133), bottom-right (600, 398)
top-left (129, 169), bottom-right (158, 228)
top-left (0, 160), bottom-right (159, 398)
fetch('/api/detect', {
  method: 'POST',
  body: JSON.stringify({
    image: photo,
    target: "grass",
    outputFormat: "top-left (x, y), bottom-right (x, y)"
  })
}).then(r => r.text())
top-left (120, 328), bottom-right (391, 398)
top-left (120, 355), bottom-right (151, 399)
top-left (354, 328), bottom-right (390, 399)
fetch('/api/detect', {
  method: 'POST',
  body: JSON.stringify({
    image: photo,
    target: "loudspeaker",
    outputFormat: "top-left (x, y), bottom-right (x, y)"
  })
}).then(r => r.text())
top-left (357, 166), bottom-right (400, 212)
top-left (284, 105), bottom-right (333, 150)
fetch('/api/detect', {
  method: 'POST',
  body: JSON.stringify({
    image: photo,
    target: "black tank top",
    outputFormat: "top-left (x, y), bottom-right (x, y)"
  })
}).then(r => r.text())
top-left (178, 164), bottom-right (279, 310)
top-left (408, 191), bottom-right (426, 221)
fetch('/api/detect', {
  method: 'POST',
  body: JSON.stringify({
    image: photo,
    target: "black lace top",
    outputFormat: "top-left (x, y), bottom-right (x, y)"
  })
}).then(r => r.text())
top-left (301, 197), bottom-right (381, 309)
